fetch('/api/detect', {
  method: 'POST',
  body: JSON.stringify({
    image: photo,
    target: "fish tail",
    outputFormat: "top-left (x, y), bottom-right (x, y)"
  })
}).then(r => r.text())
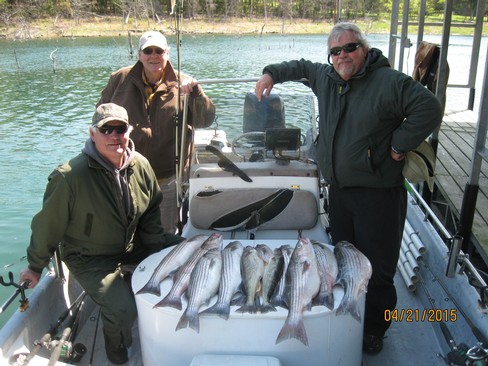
top-left (175, 310), bottom-right (190, 331)
top-left (312, 293), bottom-right (334, 311)
top-left (260, 303), bottom-right (277, 313)
top-left (188, 311), bottom-right (200, 333)
top-left (136, 282), bottom-right (161, 297)
top-left (336, 298), bottom-right (361, 322)
top-left (200, 302), bottom-right (230, 320)
top-left (153, 294), bottom-right (182, 310)
top-left (276, 316), bottom-right (308, 346)
top-left (270, 296), bottom-right (288, 309)
top-left (324, 293), bottom-right (335, 311)
top-left (235, 305), bottom-right (256, 314)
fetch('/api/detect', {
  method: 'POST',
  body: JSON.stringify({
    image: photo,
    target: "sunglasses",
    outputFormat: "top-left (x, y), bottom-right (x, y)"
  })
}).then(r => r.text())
top-left (142, 47), bottom-right (165, 55)
top-left (330, 42), bottom-right (362, 56)
top-left (98, 125), bottom-right (129, 135)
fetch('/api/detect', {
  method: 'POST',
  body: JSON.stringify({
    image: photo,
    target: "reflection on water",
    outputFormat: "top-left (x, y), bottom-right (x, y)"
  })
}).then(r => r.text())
top-left (0, 33), bottom-right (485, 326)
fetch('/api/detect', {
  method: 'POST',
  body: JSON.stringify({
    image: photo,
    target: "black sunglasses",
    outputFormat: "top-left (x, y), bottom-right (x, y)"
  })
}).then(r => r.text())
top-left (98, 125), bottom-right (129, 135)
top-left (142, 47), bottom-right (165, 55)
top-left (330, 42), bottom-right (362, 56)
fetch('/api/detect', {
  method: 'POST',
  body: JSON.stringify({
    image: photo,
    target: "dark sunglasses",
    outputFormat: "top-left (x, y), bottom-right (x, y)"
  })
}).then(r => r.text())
top-left (142, 47), bottom-right (165, 55)
top-left (330, 42), bottom-right (362, 56)
top-left (98, 125), bottom-right (129, 135)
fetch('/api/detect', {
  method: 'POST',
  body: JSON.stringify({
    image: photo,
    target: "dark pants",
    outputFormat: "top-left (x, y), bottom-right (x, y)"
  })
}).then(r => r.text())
top-left (62, 237), bottom-right (183, 348)
top-left (328, 185), bottom-right (407, 337)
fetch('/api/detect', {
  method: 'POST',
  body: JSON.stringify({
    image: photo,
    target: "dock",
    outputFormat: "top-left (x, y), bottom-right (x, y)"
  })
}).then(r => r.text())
top-left (433, 107), bottom-right (488, 267)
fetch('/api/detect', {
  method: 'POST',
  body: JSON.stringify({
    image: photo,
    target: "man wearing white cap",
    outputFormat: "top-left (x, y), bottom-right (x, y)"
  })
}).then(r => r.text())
top-left (19, 103), bottom-right (183, 364)
top-left (97, 30), bottom-right (216, 234)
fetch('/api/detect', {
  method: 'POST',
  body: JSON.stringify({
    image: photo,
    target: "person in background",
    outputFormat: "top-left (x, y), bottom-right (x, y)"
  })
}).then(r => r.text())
top-left (97, 30), bottom-right (216, 234)
top-left (19, 103), bottom-right (183, 365)
top-left (255, 22), bottom-right (442, 354)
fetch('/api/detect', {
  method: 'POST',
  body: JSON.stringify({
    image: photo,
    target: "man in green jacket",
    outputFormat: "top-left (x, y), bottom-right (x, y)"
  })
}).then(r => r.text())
top-left (255, 22), bottom-right (442, 354)
top-left (19, 103), bottom-right (183, 364)
top-left (97, 31), bottom-right (216, 234)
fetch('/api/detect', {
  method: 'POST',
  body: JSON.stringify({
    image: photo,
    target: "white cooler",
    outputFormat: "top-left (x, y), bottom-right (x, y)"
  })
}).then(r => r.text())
top-left (132, 240), bottom-right (365, 366)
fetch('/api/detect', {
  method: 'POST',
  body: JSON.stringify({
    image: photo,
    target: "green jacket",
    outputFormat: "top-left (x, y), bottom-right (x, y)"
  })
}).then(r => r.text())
top-left (27, 142), bottom-right (172, 273)
top-left (263, 48), bottom-right (442, 188)
top-left (97, 61), bottom-right (216, 180)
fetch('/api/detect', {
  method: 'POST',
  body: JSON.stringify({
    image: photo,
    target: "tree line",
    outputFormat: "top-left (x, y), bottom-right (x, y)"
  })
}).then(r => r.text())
top-left (0, 0), bottom-right (480, 30)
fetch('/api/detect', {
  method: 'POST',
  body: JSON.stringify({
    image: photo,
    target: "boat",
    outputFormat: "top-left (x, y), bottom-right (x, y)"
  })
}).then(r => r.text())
top-left (0, 81), bottom-right (487, 366)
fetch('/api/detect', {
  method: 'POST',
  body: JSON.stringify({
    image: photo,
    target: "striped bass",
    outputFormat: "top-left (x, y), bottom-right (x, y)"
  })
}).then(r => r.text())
top-left (270, 244), bottom-right (293, 309)
top-left (236, 245), bottom-right (265, 314)
top-left (176, 248), bottom-right (222, 333)
top-left (312, 241), bottom-right (338, 310)
top-left (334, 241), bottom-right (372, 322)
top-left (276, 238), bottom-right (320, 346)
top-left (261, 247), bottom-right (284, 313)
top-left (200, 241), bottom-right (244, 319)
top-left (153, 233), bottom-right (223, 309)
top-left (136, 234), bottom-right (208, 296)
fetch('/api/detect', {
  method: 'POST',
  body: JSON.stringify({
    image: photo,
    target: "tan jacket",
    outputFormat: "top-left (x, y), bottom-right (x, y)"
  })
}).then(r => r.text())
top-left (97, 61), bottom-right (215, 179)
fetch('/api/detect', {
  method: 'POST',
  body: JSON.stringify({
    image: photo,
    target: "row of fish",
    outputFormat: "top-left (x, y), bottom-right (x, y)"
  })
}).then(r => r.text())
top-left (136, 233), bottom-right (372, 346)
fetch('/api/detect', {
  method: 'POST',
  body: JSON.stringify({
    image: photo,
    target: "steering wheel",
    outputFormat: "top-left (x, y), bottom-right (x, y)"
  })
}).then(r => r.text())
top-left (231, 132), bottom-right (266, 160)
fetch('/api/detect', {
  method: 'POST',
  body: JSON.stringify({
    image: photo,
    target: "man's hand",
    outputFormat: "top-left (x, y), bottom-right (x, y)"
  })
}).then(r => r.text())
top-left (19, 268), bottom-right (41, 289)
top-left (255, 74), bottom-right (274, 101)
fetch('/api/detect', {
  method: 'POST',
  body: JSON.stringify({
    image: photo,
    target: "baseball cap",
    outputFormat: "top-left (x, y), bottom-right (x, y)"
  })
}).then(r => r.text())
top-left (92, 103), bottom-right (129, 127)
top-left (139, 31), bottom-right (168, 51)
top-left (402, 140), bottom-right (435, 192)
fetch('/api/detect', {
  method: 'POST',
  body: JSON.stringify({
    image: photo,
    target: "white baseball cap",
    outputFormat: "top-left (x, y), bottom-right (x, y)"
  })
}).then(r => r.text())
top-left (138, 31), bottom-right (168, 51)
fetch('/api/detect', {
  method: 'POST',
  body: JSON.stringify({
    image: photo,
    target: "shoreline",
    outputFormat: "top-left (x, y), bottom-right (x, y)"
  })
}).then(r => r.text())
top-left (0, 15), bottom-right (464, 40)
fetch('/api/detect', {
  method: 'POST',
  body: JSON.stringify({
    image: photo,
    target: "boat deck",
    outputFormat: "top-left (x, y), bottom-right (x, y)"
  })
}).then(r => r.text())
top-left (434, 107), bottom-right (488, 265)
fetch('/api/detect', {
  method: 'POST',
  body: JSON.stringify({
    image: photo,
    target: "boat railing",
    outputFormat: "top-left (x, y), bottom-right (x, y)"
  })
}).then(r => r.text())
top-left (406, 180), bottom-right (488, 308)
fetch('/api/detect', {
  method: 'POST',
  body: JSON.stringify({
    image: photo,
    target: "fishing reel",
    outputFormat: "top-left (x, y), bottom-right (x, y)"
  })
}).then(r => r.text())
top-left (49, 340), bottom-right (87, 363)
top-left (444, 342), bottom-right (488, 366)
top-left (8, 342), bottom-right (86, 366)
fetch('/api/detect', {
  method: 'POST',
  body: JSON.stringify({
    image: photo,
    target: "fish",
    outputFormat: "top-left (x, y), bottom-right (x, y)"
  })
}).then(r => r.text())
top-left (276, 238), bottom-right (320, 346)
top-left (200, 241), bottom-right (244, 319)
top-left (260, 247), bottom-right (284, 313)
top-left (153, 233), bottom-right (223, 309)
top-left (136, 234), bottom-right (209, 296)
top-left (175, 248), bottom-right (223, 333)
top-left (312, 241), bottom-right (338, 310)
top-left (334, 241), bottom-right (373, 322)
top-left (270, 244), bottom-right (293, 309)
top-left (236, 245), bottom-right (265, 314)
top-left (256, 243), bottom-right (273, 263)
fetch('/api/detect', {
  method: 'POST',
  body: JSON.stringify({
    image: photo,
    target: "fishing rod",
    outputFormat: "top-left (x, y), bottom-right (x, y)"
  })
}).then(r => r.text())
top-left (16, 291), bottom-right (86, 365)
top-left (47, 291), bottom-right (87, 365)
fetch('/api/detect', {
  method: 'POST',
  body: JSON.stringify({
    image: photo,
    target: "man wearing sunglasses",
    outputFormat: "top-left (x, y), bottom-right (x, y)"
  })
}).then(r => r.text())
top-left (255, 22), bottom-right (442, 354)
top-left (97, 30), bottom-right (216, 234)
top-left (19, 103), bottom-right (184, 364)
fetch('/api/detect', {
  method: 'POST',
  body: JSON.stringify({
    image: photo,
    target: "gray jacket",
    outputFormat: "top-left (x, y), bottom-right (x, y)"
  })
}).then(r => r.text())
top-left (263, 48), bottom-right (442, 188)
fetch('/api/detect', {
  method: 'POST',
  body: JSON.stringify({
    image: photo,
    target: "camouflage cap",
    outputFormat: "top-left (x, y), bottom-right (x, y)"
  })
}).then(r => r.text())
top-left (92, 103), bottom-right (129, 127)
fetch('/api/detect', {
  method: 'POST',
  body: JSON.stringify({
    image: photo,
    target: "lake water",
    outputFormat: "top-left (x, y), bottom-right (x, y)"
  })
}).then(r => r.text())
top-left (0, 32), bottom-right (486, 326)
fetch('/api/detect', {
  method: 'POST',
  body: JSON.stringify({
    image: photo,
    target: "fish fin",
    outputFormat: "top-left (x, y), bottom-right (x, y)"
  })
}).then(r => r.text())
top-left (312, 292), bottom-right (334, 310)
top-left (235, 304), bottom-right (258, 314)
top-left (200, 302), bottom-right (230, 320)
top-left (260, 303), bottom-right (277, 313)
top-left (188, 312), bottom-right (200, 333)
top-left (175, 311), bottom-right (189, 331)
top-left (153, 294), bottom-right (182, 310)
top-left (276, 316), bottom-right (309, 346)
top-left (336, 298), bottom-right (361, 322)
top-left (136, 282), bottom-right (161, 297)
top-left (301, 261), bottom-right (311, 275)
top-left (230, 294), bottom-right (246, 306)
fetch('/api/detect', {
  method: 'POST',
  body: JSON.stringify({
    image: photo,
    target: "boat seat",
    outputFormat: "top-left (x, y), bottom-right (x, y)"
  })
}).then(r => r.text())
top-left (189, 187), bottom-right (318, 231)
